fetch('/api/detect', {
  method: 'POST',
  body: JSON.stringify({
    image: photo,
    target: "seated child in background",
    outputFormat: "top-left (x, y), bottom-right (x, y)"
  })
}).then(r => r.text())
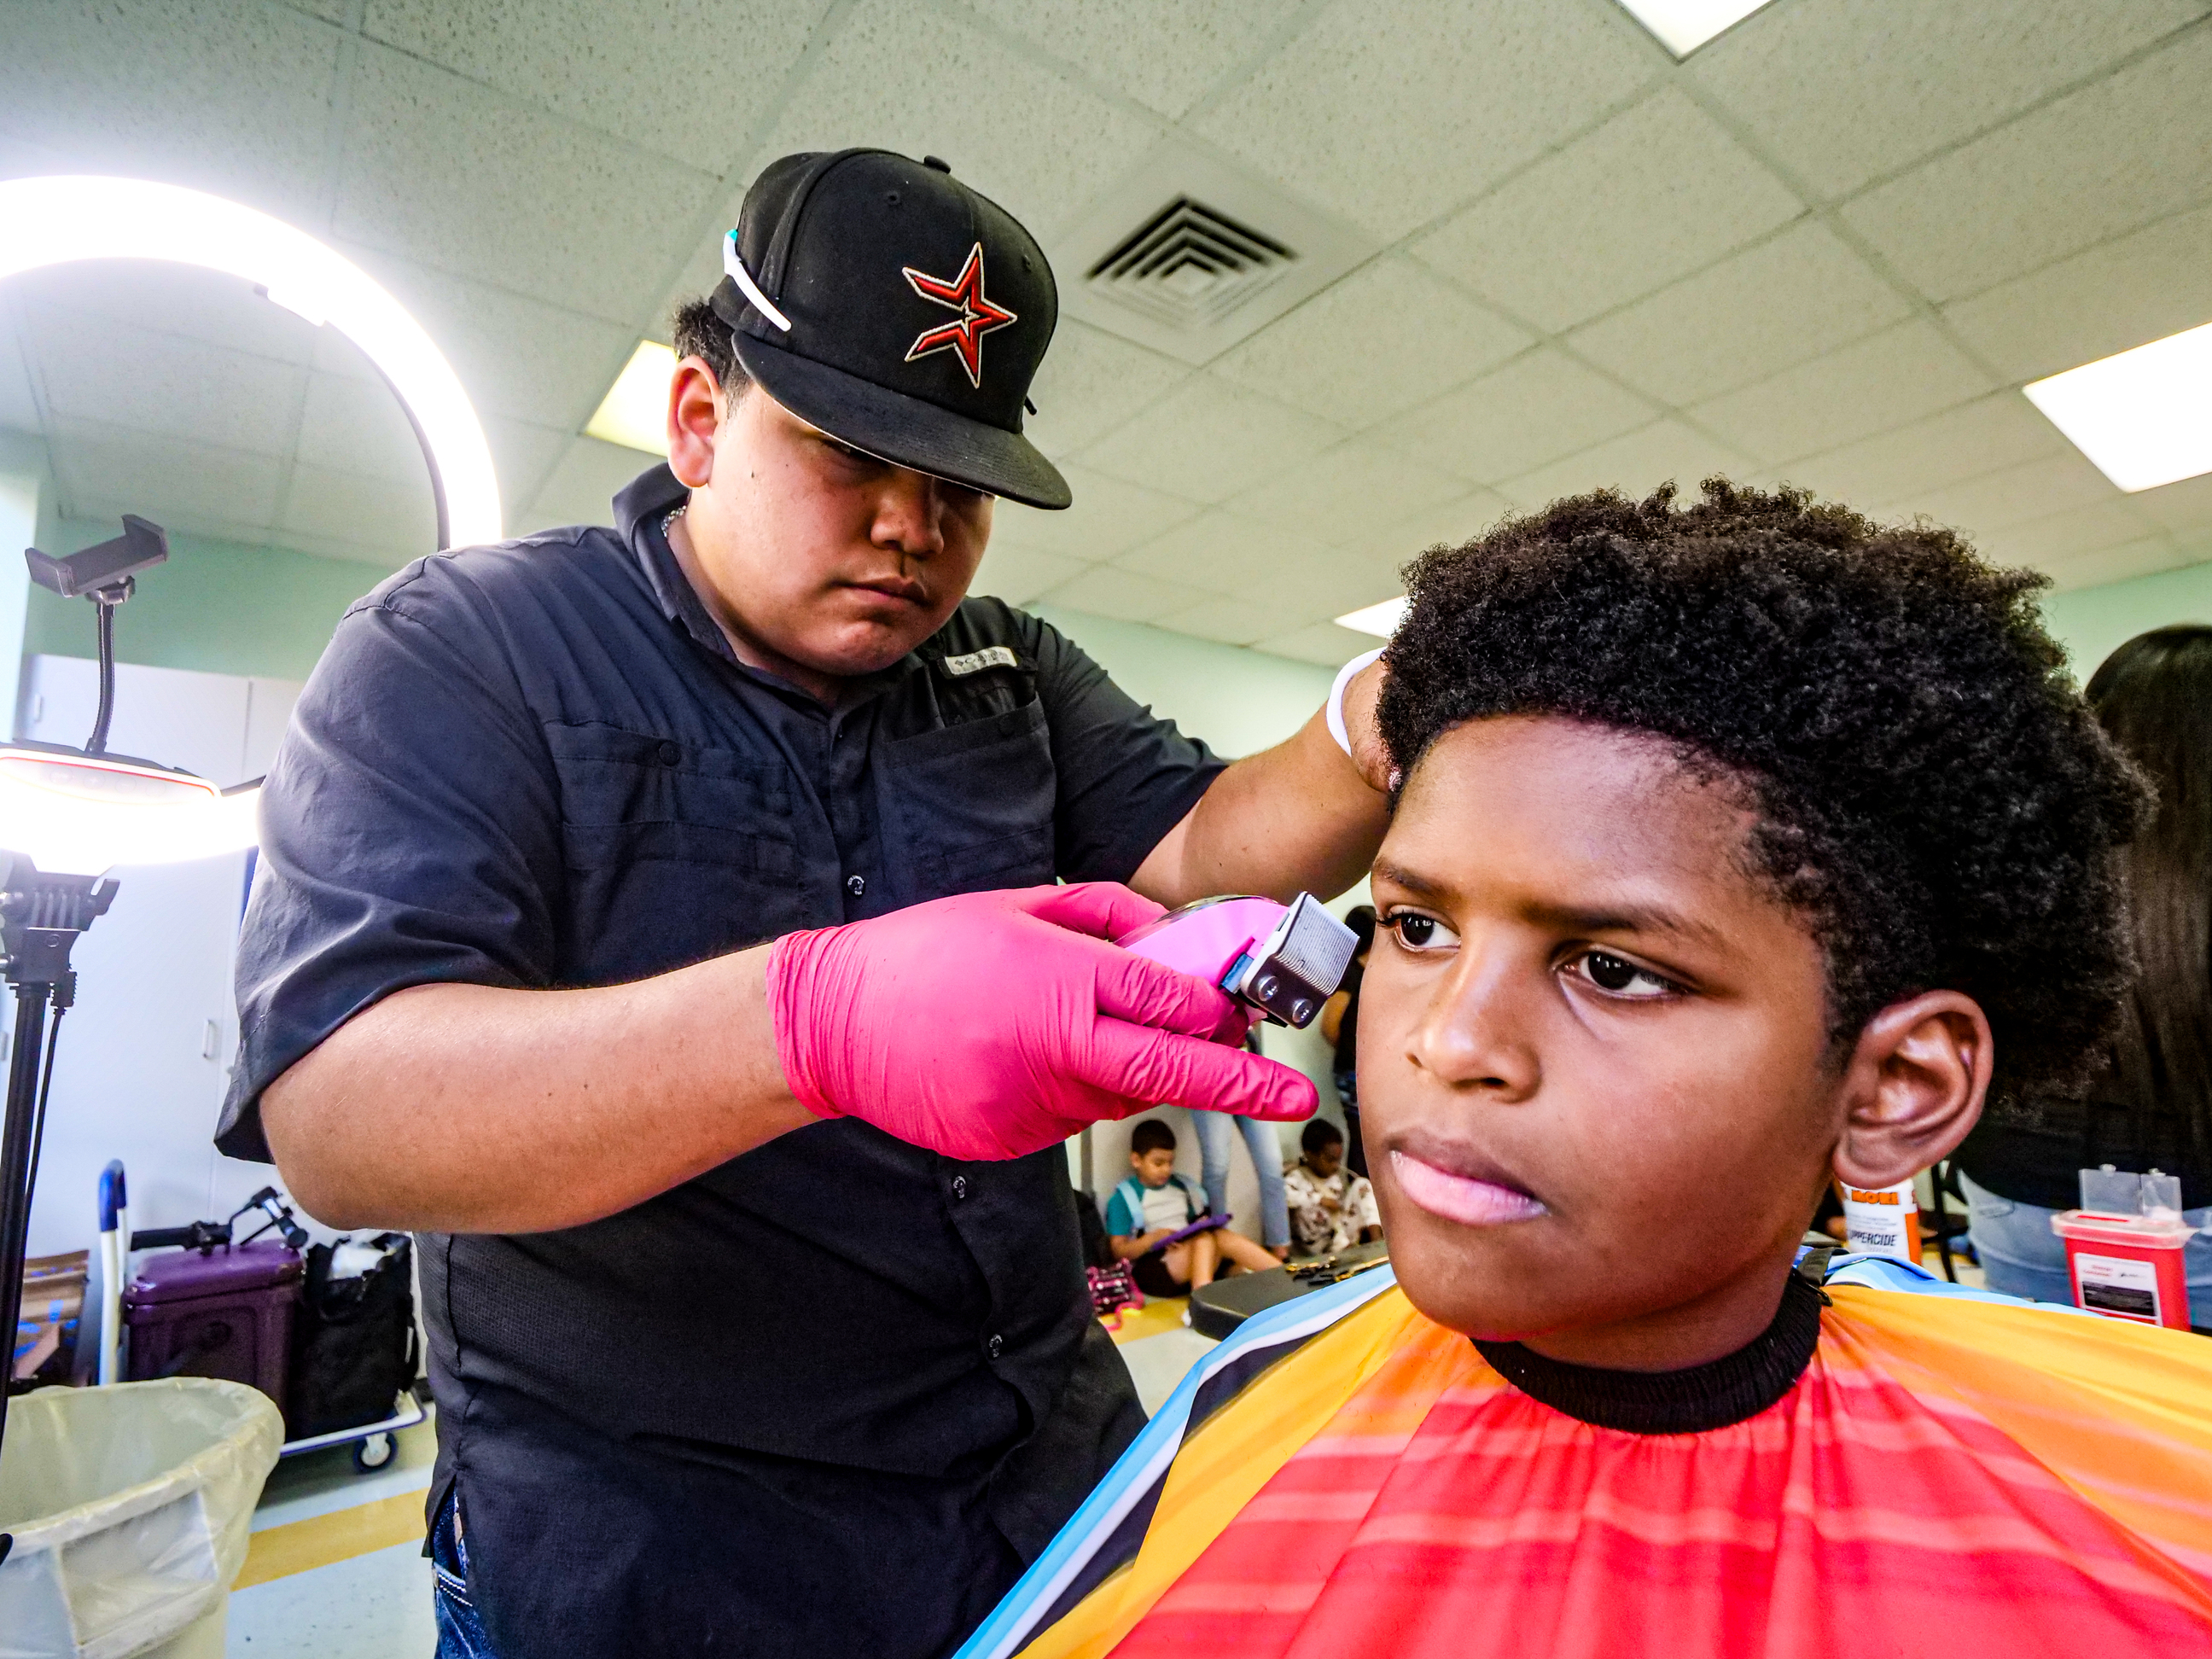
top-left (1107, 1118), bottom-right (1283, 1298)
top-left (1283, 1119), bottom-right (1381, 1256)
top-left (961, 481), bottom-right (2212, 1659)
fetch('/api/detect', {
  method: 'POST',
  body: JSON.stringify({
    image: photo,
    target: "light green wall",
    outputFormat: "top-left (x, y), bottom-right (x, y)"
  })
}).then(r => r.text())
top-left (2039, 563), bottom-right (2212, 681)
top-left (1032, 604), bottom-right (1335, 760)
top-left (24, 517), bottom-right (391, 683)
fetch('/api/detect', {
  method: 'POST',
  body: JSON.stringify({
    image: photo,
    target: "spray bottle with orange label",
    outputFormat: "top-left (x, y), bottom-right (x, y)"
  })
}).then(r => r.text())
top-left (1837, 1179), bottom-right (1921, 1262)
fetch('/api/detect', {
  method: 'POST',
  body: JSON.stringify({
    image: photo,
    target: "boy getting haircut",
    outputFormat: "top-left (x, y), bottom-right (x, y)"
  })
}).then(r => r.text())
top-left (961, 483), bottom-right (2212, 1659)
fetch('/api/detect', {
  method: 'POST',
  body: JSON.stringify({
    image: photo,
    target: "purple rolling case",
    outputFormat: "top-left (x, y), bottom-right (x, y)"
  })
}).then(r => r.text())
top-left (122, 1240), bottom-right (302, 1404)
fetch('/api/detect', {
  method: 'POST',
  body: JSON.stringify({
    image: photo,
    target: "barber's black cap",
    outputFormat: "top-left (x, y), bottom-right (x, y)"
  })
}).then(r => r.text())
top-left (711, 148), bottom-right (1070, 510)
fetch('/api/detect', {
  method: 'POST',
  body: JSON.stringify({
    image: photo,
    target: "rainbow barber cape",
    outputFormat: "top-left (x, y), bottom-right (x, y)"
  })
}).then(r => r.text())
top-left (957, 1259), bottom-right (2212, 1659)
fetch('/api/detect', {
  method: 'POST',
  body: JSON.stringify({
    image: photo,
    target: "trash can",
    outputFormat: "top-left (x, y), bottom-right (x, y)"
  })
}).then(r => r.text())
top-left (0, 1377), bottom-right (282, 1659)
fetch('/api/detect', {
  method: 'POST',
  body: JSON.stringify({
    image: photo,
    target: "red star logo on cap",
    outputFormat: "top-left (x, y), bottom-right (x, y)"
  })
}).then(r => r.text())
top-left (902, 242), bottom-right (1017, 388)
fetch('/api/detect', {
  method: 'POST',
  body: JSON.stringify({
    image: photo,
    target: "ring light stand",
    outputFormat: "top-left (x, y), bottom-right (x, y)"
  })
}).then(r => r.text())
top-left (0, 176), bottom-right (500, 1563)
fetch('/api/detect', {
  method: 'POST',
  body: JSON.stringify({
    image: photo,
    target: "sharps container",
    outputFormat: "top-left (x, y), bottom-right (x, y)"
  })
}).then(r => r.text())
top-left (1837, 1179), bottom-right (1921, 1261)
top-left (2051, 1166), bottom-right (2197, 1330)
top-left (122, 1241), bottom-right (302, 1403)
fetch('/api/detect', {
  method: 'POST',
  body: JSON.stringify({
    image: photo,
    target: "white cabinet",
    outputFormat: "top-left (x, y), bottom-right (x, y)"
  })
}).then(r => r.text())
top-left (14, 656), bottom-right (302, 1259)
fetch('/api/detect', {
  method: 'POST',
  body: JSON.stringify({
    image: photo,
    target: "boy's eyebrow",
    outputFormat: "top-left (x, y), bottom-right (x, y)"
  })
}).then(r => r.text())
top-left (1374, 861), bottom-right (1726, 950)
top-left (1526, 899), bottom-right (1726, 949)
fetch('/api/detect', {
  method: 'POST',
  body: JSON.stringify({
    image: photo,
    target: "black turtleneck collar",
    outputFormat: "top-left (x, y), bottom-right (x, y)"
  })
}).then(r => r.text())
top-left (1471, 1272), bottom-right (1825, 1435)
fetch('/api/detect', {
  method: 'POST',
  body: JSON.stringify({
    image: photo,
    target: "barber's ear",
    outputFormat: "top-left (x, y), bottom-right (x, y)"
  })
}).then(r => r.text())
top-left (1831, 990), bottom-right (1992, 1189)
top-left (667, 357), bottom-right (725, 490)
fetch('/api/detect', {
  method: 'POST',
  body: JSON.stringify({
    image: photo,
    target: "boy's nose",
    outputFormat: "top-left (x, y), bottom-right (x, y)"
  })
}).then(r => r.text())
top-left (1409, 944), bottom-right (1540, 1103)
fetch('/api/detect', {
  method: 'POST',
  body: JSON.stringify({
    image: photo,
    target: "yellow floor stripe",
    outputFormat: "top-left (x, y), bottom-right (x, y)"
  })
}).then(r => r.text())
top-left (1106, 1295), bottom-right (1190, 1345)
top-left (236, 1489), bottom-right (428, 1589)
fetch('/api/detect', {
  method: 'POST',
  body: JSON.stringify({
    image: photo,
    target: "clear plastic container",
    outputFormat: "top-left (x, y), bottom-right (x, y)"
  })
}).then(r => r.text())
top-left (0, 1377), bottom-right (282, 1658)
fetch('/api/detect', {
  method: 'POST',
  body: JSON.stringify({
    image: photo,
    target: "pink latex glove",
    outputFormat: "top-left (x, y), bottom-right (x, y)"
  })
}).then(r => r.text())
top-left (765, 882), bottom-right (1317, 1161)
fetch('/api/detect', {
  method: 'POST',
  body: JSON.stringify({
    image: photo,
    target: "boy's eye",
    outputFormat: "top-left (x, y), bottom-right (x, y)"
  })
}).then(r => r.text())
top-left (1382, 910), bottom-right (1458, 952)
top-left (1567, 950), bottom-right (1679, 1000)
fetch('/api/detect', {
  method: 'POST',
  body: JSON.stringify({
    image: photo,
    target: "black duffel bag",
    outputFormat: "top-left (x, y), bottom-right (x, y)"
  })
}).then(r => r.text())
top-left (285, 1232), bottom-right (419, 1440)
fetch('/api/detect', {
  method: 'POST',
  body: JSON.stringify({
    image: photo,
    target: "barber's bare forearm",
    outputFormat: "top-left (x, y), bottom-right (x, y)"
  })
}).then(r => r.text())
top-left (1131, 705), bottom-right (1388, 907)
top-left (259, 945), bottom-right (815, 1235)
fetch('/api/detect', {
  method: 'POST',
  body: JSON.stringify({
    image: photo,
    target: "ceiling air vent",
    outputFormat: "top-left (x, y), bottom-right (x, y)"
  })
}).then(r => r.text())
top-left (1086, 198), bottom-right (1297, 332)
top-left (1051, 137), bottom-right (1378, 366)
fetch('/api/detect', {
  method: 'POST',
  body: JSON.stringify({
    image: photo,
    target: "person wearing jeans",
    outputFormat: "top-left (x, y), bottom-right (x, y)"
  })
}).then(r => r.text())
top-left (1959, 1170), bottom-right (2212, 1312)
top-left (1190, 1109), bottom-right (1290, 1256)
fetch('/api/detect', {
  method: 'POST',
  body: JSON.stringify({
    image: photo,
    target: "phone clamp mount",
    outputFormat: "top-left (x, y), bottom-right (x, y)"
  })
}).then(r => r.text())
top-left (25, 514), bottom-right (169, 756)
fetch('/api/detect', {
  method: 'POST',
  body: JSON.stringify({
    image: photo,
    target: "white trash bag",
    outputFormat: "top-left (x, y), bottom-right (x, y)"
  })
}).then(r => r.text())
top-left (0, 1378), bottom-right (282, 1659)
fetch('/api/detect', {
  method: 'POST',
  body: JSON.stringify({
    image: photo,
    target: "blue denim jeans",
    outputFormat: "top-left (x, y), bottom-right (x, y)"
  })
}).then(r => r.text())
top-left (1190, 1109), bottom-right (1289, 1249)
top-left (1959, 1171), bottom-right (2212, 1317)
top-left (432, 1488), bottom-right (498, 1659)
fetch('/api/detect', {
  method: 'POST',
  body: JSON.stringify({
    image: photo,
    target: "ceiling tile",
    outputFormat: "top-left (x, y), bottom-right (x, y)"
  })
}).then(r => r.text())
top-left (1977, 498), bottom-right (2166, 567)
top-left (1565, 220), bottom-right (1912, 406)
top-left (1154, 589), bottom-right (1341, 648)
top-left (971, 540), bottom-right (1090, 608)
top-left (1761, 393), bottom-right (2065, 507)
top-left (744, 0), bottom-right (1161, 244)
top-left (0, 0), bottom-right (342, 222)
top-left (1941, 202), bottom-right (2212, 385)
top-left (26, 309), bottom-right (306, 457)
top-left (1343, 489), bottom-right (1516, 568)
top-left (360, 0), bottom-right (829, 162)
top-left (1038, 563), bottom-right (1217, 624)
top-left (1493, 418), bottom-right (1756, 511)
top-left (1840, 26), bottom-right (2212, 304)
top-left (954, 0), bottom-right (1284, 119)
top-left (0, 323), bottom-right (38, 432)
top-left (325, 246), bottom-right (643, 430)
top-left (2037, 536), bottom-right (2187, 591)
top-left (991, 463), bottom-right (1202, 562)
top-left (1411, 89), bottom-right (1803, 333)
top-left (1896, 451), bottom-right (2122, 541)
top-left (2133, 472), bottom-right (2212, 538)
top-left (1253, 621), bottom-right (1380, 668)
top-left (1374, 348), bottom-right (1657, 486)
top-left (1208, 258), bottom-right (1529, 428)
top-left (481, 418), bottom-right (573, 518)
top-left (4, 259), bottom-right (324, 367)
top-left (1076, 376), bottom-right (1347, 504)
top-left (48, 418), bottom-right (284, 529)
top-left (1022, 321), bottom-right (1190, 459)
top-left (1190, 0), bottom-right (1657, 242)
top-left (335, 43), bottom-right (717, 321)
top-left (1689, 0), bottom-right (2208, 201)
top-left (294, 370), bottom-right (432, 485)
top-left (520, 436), bottom-right (659, 532)
top-left (1114, 509), bottom-right (1348, 597)
top-left (1688, 320), bottom-right (1997, 465)
top-left (1225, 439), bottom-right (1470, 545)
top-left (278, 459), bottom-right (439, 554)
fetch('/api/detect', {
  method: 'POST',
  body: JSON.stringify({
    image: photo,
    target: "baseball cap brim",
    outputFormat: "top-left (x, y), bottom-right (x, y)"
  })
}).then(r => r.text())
top-left (733, 332), bottom-right (1072, 511)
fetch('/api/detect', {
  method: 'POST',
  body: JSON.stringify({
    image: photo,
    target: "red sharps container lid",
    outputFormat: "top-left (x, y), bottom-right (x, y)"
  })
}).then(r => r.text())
top-left (125, 1239), bottom-right (303, 1306)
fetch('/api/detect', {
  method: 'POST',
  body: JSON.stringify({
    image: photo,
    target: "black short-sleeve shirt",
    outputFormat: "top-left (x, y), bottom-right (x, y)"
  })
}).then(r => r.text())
top-left (218, 463), bottom-right (1225, 1659)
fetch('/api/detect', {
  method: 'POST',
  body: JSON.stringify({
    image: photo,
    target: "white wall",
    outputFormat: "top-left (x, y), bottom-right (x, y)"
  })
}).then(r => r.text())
top-left (17, 657), bottom-right (302, 1260)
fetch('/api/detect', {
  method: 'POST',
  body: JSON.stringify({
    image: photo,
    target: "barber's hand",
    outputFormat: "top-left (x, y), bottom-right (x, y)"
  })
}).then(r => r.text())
top-left (1340, 655), bottom-right (1394, 794)
top-left (765, 882), bottom-right (1316, 1160)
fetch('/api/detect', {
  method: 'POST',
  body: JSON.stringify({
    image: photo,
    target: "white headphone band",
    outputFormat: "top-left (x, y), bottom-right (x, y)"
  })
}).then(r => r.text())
top-left (724, 231), bottom-right (792, 334)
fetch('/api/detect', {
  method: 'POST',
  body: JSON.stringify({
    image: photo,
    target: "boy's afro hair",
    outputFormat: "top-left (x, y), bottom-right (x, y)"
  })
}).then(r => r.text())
top-left (1378, 479), bottom-right (2149, 1102)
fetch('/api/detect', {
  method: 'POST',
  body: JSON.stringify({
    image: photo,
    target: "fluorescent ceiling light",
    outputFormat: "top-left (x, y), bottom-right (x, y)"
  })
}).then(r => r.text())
top-left (1335, 597), bottom-right (1408, 637)
top-left (2023, 321), bottom-right (2212, 494)
top-left (0, 748), bottom-right (260, 875)
top-left (585, 341), bottom-right (677, 456)
top-left (1615, 0), bottom-right (1774, 56)
top-left (0, 175), bottom-right (502, 547)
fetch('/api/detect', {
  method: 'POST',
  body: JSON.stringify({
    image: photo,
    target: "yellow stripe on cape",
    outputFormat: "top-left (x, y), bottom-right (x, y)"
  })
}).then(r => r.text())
top-left (1024, 1285), bottom-right (2212, 1658)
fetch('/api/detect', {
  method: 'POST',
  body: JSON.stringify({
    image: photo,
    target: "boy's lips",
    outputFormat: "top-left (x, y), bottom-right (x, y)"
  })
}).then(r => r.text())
top-left (1389, 1147), bottom-right (1548, 1228)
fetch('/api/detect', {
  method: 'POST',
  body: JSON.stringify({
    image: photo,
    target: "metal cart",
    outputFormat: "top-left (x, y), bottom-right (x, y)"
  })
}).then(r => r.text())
top-left (92, 1160), bottom-right (427, 1473)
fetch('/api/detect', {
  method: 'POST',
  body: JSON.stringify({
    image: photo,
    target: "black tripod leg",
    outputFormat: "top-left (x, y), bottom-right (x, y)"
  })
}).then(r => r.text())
top-left (0, 981), bottom-right (54, 1566)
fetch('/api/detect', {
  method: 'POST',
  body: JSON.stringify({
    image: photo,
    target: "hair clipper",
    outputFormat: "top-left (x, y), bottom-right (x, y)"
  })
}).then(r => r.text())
top-left (1115, 893), bottom-right (1359, 1027)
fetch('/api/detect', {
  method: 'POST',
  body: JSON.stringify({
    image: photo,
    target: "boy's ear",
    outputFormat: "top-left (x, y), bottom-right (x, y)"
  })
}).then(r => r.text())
top-left (1831, 990), bottom-right (1993, 1189)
